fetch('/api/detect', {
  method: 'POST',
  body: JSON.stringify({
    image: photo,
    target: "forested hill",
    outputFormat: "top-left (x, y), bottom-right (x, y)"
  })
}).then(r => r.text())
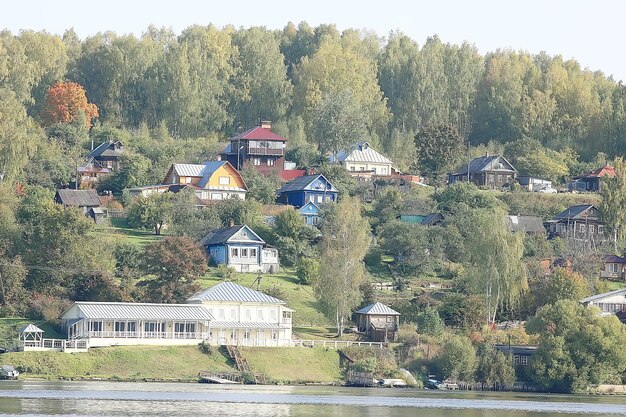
top-left (1, 22), bottom-right (625, 185)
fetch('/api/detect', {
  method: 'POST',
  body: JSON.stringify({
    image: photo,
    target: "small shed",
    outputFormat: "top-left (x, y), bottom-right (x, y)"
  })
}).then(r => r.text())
top-left (54, 189), bottom-right (101, 214)
top-left (354, 302), bottom-right (400, 342)
top-left (88, 207), bottom-right (107, 224)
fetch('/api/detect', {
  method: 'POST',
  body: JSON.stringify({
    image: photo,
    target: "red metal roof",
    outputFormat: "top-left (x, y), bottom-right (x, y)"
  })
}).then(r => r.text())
top-left (230, 126), bottom-right (288, 142)
top-left (279, 169), bottom-right (307, 181)
top-left (575, 165), bottom-right (616, 179)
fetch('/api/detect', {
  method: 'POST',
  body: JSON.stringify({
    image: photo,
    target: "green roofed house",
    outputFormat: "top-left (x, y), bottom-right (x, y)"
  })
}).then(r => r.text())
top-left (354, 302), bottom-right (400, 342)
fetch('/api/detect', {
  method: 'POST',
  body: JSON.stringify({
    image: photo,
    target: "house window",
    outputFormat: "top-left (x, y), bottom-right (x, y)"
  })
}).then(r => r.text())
top-left (244, 329), bottom-right (251, 340)
top-left (231, 330), bottom-right (237, 340)
top-left (497, 175), bottom-right (502, 182)
top-left (520, 356), bottom-right (528, 366)
top-left (250, 248), bottom-right (257, 257)
top-left (219, 308), bottom-right (225, 319)
top-left (219, 176), bottom-right (230, 185)
top-left (271, 330), bottom-right (278, 340)
top-left (608, 263), bottom-right (619, 273)
top-left (579, 224), bottom-right (586, 233)
top-left (107, 160), bottom-right (113, 169)
top-left (270, 310), bottom-right (276, 321)
top-left (267, 159), bottom-right (275, 166)
top-left (231, 248), bottom-right (239, 258)
top-left (589, 225), bottom-right (595, 234)
top-left (144, 322), bottom-right (163, 333)
top-left (246, 309), bottom-right (251, 320)
top-left (211, 193), bottom-right (224, 200)
top-left (253, 158), bottom-right (261, 166)
top-left (513, 355), bottom-right (520, 366)
top-left (282, 311), bottom-right (291, 319)
top-left (114, 321), bottom-right (126, 332)
top-left (488, 174), bottom-right (495, 183)
top-left (230, 308), bottom-right (236, 320)
top-left (174, 323), bottom-right (195, 333)
top-left (89, 321), bottom-right (103, 332)
top-left (258, 309), bottom-right (263, 320)
top-left (350, 166), bottom-right (355, 171)
top-left (599, 225), bottom-right (604, 234)
top-left (316, 195), bottom-right (323, 204)
top-left (241, 248), bottom-right (248, 257)
top-left (185, 177), bottom-right (192, 184)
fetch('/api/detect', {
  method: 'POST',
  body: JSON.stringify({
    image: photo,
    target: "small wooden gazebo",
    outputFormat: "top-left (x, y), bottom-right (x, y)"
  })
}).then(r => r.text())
top-left (18, 323), bottom-right (44, 349)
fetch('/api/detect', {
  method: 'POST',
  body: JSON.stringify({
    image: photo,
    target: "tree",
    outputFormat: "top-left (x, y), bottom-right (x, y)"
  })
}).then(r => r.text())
top-left (378, 221), bottom-right (434, 275)
top-left (414, 124), bottom-right (464, 182)
top-left (0, 252), bottom-right (28, 315)
top-left (42, 81), bottom-right (99, 129)
top-left (127, 193), bottom-right (172, 235)
top-left (140, 236), bottom-right (207, 303)
top-left (272, 207), bottom-right (317, 266)
top-left (601, 156), bottom-right (626, 243)
top-left (525, 300), bottom-right (626, 393)
top-left (313, 89), bottom-right (368, 157)
top-left (476, 344), bottom-right (516, 389)
top-left (534, 268), bottom-right (590, 309)
top-left (415, 306), bottom-right (444, 336)
top-left (435, 335), bottom-right (477, 382)
top-left (240, 167), bottom-right (281, 204)
top-left (313, 196), bottom-right (371, 335)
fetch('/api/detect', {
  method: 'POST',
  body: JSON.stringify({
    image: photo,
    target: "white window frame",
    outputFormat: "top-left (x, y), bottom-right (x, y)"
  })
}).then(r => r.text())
top-left (219, 176), bottom-right (230, 185)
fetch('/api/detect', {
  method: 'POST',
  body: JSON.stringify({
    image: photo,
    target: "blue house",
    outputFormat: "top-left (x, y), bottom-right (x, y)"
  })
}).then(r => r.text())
top-left (276, 174), bottom-right (338, 208)
top-left (201, 224), bottom-right (279, 273)
top-left (298, 202), bottom-right (321, 226)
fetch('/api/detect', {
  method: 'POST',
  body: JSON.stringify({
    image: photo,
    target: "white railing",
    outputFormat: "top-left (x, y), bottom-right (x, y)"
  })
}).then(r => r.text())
top-left (81, 331), bottom-right (204, 339)
top-left (205, 337), bottom-right (292, 347)
top-left (21, 338), bottom-right (89, 352)
top-left (292, 340), bottom-right (385, 349)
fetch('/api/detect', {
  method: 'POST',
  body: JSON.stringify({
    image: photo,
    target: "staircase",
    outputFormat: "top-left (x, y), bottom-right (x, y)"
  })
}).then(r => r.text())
top-left (226, 345), bottom-right (251, 373)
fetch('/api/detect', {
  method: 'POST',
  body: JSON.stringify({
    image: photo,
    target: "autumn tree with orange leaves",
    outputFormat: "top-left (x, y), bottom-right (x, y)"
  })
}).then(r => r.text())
top-left (42, 82), bottom-right (99, 129)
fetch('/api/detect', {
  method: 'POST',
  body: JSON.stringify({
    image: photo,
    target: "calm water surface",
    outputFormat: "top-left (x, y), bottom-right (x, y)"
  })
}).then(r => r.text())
top-left (0, 381), bottom-right (625, 417)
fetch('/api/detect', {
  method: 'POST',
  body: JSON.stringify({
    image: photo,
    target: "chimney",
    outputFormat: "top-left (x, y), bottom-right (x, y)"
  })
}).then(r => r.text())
top-left (229, 218), bottom-right (235, 228)
top-left (260, 120), bottom-right (272, 130)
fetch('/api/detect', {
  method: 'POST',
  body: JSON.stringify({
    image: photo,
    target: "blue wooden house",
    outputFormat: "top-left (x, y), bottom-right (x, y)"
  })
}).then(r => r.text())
top-left (276, 174), bottom-right (338, 208)
top-left (201, 224), bottom-right (279, 273)
top-left (298, 202), bottom-right (321, 226)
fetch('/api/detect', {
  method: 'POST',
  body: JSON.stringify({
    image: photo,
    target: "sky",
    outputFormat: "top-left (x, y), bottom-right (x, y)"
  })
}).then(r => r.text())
top-left (3, 0), bottom-right (625, 82)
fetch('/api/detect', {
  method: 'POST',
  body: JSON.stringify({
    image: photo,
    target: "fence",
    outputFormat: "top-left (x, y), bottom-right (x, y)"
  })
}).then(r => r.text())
top-left (292, 340), bottom-right (384, 349)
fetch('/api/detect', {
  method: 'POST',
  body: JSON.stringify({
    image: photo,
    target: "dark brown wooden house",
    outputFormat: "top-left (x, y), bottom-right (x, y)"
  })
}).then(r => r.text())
top-left (544, 205), bottom-right (605, 244)
top-left (448, 155), bottom-right (517, 189)
top-left (220, 121), bottom-right (286, 174)
top-left (354, 302), bottom-right (400, 342)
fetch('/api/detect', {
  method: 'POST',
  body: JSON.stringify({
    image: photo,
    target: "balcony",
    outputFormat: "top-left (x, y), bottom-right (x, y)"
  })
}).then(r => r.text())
top-left (247, 147), bottom-right (284, 156)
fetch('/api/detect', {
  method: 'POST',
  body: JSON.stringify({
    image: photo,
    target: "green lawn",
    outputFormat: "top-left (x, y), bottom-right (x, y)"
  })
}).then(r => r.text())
top-left (198, 269), bottom-right (331, 327)
top-left (292, 326), bottom-right (358, 341)
top-left (93, 217), bottom-right (164, 246)
top-left (240, 347), bottom-right (342, 384)
top-left (2, 345), bottom-right (234, 381)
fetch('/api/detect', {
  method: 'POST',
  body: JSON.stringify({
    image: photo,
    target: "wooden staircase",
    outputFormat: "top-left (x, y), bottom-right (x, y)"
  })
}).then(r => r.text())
top-left (223, 345), bottom-right (267, 384)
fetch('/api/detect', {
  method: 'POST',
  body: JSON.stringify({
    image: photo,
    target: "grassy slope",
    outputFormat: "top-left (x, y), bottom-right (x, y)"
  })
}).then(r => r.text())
top-left (240, 347), bottom-right (342, 384)
top-left (198, 270), bottom-right (331, 327)
top-left (2, 345), bottom-right (233, 380)
top-left (93, 217), bottom-right (163, 246)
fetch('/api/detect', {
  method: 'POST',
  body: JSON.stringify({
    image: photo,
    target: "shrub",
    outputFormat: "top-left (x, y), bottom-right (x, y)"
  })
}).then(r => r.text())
top-left (364, 246), bottom-right (382, 267)
top-left (296, 258), bottom-right (319, 285)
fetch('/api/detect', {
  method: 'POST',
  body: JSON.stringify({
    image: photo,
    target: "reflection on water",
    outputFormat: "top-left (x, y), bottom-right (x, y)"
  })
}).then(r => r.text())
top-left (0, 381), bottom-right (625, 417)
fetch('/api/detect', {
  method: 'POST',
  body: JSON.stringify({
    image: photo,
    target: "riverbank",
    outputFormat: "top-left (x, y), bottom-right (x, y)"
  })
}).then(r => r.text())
top-left (0, 345), bottom-right (344, 384)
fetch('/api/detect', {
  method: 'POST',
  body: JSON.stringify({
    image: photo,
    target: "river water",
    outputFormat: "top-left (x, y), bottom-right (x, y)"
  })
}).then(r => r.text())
top-left (0, 381), bottom-right (625, 417)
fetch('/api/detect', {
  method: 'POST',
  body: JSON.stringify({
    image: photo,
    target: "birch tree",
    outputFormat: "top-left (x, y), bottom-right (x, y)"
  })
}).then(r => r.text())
top-left (314, 196), bottom-right (371, 335)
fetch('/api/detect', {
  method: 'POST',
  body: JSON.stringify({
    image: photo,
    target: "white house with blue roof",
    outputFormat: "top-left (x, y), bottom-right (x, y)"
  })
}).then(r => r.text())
top-left (187, 281), bottom-right (294, 347)
top-left (201, 224), bottom-right (279, 273)
top-left (276, 174), bottom-right (338, 208)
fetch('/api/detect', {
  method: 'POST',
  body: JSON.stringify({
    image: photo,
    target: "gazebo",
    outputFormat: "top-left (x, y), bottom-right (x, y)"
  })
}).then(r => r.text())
top-left (18, 323), bottom-right (44, 349)
top-left (354, 302), bottom-right (401, 342)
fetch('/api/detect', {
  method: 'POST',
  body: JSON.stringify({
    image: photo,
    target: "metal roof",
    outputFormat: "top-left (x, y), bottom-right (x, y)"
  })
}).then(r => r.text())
top-left (505, 215), bottom-right (545, 233)
top-left (553, 205), bottom-right (599, 220)
top-left (55, 189), bottom-right (101, 207)
top-left (187, 282), bottom-right (285, 304)
top-left (200, 225), bottom-right (265, 246)
top-left (65, 302), bottom-right (214, 321)
top-left (172, 163), bottom-right (209, 177)
top-left (332, 142), bottom-right (393, 164)
top-left (452, 155), bottom-right (516, 175)
top-left (229, 126), bottom-right (288, 142)
top-left (277, 174), bottom-right (337, 194)
top-left (355, 302), bottom-right (400, 315)
top-left (209, 321), bottom-right (288, 329)
top-left (87, 140), bottom-right (123, 159)
top-left (580, 288), bottom-right (626, 304)
top-left (18, 323), bottom-right (44, 333)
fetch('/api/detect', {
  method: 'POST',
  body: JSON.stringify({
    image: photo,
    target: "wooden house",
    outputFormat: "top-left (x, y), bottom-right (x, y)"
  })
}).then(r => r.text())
top-left (448, 155), bottom-right (517, 189)
top-left (201, 224), bottom-right (279, 273)
top-left (330, 142), bottom-right (394, 179)
top-left (544, 205), bottom-right (605, 243)
top-left (601, 255), bottom-right (626, 280)
top-left (127, 161), bottom-right (248, 202)
top-left (569, 165), bottom-right (615, 193)
top-left (494, 344), bottom-right (538, 367)
top-left (220, 121), bottom-right (287, 174)
top-left (187, 281), bottom-right (294, 347)
top-left (54, 189), bottom-right (101, 215)
top-left (297, 202), bottom-right (321, 226)
top-left (87, 140), bottom-right (124, 170)
top-left (276, 174), bottom-right (338, 208)
top-left (354, 302), bottom-right (400, 342)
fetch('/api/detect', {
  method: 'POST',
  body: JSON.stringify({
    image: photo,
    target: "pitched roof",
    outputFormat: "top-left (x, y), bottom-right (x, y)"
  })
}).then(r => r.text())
top-left (355, 302), bottom-right (400, 315)
top-left (277, 174), bottom-right (337, 194)
top-left (168, 161), bottom-right (247, 191)
top-left (505, 215), bottom-right (546, 233)
top-left (604, 255), bottom-right (626, 264)
top-left (18, 323), bottom-right (44, 333)
top-left (574, 165), bottom-right (616, 179)
top-left (87, 140), bottom-right (123, 159)
top-left (64, 302), bottom-right (214, 321)
top-left (187, 281), bottom-right (286, 304)
top-left (580, 288), bottom-right (626, 304)
top-left (333, 142), bottom-right (393, 164)
top-left (298, 202), bottom-right (320, 214)
top-left (453, 155), bottom-right (516, 175)
top-left (229, 126), bottom-right (288, 142)
top-left (200, 225), bottom-right (265, 246)
top-left (422, 213), bottom-right (444, 226)
top-left (55, 189), bottom-right (101, 207)
top-left (553, 205), bottom-right (599, 220)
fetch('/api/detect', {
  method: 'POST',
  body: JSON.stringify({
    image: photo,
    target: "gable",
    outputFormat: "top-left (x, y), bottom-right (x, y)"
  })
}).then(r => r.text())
top-left (204, 162), bottom-right (247, 190)
top-left (226, 225), bottom-right (264, 244)
top-left (483, 156), bottom-right (516, 172)
top-left (298, 202), bottom-right (320, 215)
top-left (304, 176), bottom-right (337, 193)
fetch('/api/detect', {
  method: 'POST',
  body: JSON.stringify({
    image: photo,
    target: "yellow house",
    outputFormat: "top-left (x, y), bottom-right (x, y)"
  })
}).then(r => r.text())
top-left (128, 161), bottom-right (248, 201)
